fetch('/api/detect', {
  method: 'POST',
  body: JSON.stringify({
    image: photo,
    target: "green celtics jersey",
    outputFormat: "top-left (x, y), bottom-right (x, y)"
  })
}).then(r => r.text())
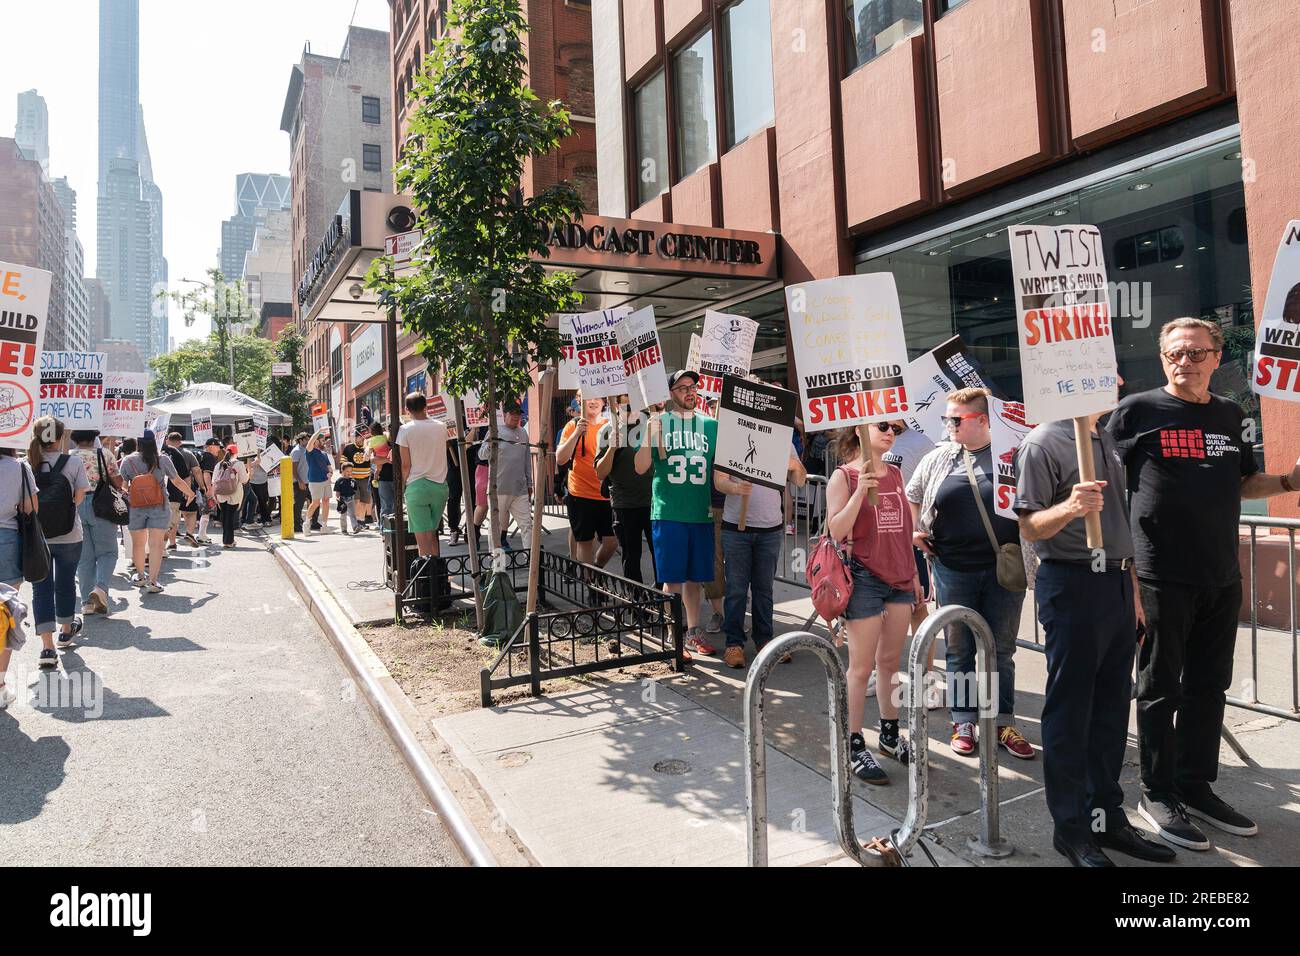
top-left (645, 412), bottom-right (717, 523)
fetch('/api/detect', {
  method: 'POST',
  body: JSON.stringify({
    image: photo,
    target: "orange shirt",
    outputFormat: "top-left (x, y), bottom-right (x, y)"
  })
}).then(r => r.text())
top-left (561, 417), bottom-right (608, 500)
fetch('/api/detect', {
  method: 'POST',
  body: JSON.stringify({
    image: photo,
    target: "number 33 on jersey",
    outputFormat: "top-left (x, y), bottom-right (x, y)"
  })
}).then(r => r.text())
top-left (645, 413), bottom-right (717, 523)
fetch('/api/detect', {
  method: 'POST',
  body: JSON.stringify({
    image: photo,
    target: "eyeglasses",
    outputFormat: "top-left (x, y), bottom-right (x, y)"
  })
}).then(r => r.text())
top-left (672, 383), bottom-right (698, 393)
top-left (1162, 347), bottom-right (1220, 364)
top-left (939, 413), bottom-right (983, 428)
top-left (874, 422), bottom-right (905, 436)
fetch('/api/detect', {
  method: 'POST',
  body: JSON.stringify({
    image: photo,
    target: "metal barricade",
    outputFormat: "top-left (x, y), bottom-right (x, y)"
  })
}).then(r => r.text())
top-left (776, 474), bottom-right (827, 588)
top-left (893, 605), bottom-right (1013, 861)
top-left (744, 631), bottom-right (899, 868)
top-left (1239, 515), bottom-right (1299, 720)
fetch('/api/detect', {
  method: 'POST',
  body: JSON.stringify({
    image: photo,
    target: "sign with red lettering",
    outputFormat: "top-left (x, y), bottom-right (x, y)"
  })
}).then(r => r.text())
top-left (40, 350), bottom-right (106, 429)
top-left (989, 398), bottom-right (1035, 519)
top-left (558, 325), bottom-right (578, 391)
top-left (310, 401), bottom-right (329, 436)
top-left (902, 336), bottom-right (992, 443)
top-left (698, 311), bottom-right (757, 399)
top-left (1009, 224), bottom-right (1118, 422)
top-left (1253, 220), bottom-right (1300, 401)
top-left (786, 273), bottom-right (911, 432)
top-left (562, 307), bottom-right (630, 399)
top-left (0, 261), bottom-right (51, 449)
top-left (103, 372), bottom-right (150, 436)
top-left (614, 306), bottom-right (669, 411)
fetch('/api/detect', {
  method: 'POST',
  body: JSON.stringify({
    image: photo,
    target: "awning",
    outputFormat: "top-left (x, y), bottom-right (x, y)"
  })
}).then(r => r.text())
top-left (147, 382), bottom-right (292, 427)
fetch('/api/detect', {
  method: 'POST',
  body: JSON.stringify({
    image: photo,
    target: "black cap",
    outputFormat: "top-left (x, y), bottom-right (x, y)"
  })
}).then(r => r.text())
top-left (668, 369), bottom-right (699, 389)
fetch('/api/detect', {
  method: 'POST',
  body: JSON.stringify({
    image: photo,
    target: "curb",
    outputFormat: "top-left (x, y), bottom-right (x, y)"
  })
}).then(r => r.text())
top-left (269, 539), bottom-right (504, 867)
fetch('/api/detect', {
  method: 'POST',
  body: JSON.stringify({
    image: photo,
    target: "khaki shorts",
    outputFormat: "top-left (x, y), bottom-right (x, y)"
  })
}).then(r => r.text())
top-left (168, 501), bottom-right (181, 531)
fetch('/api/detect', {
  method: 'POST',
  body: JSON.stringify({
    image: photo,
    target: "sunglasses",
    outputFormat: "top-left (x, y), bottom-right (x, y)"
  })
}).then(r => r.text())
top-left (874, 422), bottom-right (905, 436)
top-left (1162, 347), bottom-right (1220, 365)
top-left (939, 413), bottom-right (983, 428)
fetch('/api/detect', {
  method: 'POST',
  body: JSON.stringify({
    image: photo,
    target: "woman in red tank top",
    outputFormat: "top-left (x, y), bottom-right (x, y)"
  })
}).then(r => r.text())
top-left (825, 422), bottom-right (922, 785)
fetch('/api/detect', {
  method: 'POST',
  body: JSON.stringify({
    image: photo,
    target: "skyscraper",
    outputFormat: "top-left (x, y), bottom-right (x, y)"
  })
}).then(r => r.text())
top-left (96, 0), bottom-right (167, 364)
top-left (15, 90), bottom-right (49, 175)
top-left (219, 172), bottom-right (290, 280)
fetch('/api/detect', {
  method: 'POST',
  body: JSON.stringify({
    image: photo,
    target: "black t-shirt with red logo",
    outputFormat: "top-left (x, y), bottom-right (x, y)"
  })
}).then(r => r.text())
top-left (1107, 387), bottom-right (1257, 587)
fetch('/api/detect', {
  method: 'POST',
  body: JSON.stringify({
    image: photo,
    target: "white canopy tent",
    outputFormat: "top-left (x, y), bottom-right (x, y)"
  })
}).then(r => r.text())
top-left (146, 382), bottom-right (293, 433)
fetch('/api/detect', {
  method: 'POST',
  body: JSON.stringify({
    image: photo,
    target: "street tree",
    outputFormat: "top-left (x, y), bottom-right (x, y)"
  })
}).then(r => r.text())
top-left (149, 332), bottom-right (276, 401)
top-left (156, 268), bottom-right (256, 387)
top-left (368, 0), bottom-right (585, 563)
top-left (269, 324), bottom-right (313, 433)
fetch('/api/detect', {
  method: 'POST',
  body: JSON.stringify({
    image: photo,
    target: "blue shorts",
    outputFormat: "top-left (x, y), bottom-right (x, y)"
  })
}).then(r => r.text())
top-left (844, 559), bottom-right (914, 620)
top-left (652, 520), bottom-right (714, 585)
top-left (128, 505), bottom-right (171, 532)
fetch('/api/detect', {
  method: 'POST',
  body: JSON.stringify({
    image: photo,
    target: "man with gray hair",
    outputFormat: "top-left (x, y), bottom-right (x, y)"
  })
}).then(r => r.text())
top-left (1108, 316), bottom-right (1300, 850)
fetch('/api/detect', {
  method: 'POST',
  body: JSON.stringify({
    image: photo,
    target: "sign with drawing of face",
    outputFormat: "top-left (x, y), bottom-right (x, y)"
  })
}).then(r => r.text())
top-left (697, 311), bottom-right (757, 399)
top-left (0, 261), bottom-right (50, 450)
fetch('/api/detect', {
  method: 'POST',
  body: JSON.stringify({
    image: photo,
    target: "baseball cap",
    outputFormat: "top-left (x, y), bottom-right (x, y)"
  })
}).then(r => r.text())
top-left (204, 438), bottom-right (221, 448)
top-left (226, 444), bottom-right (238, 456)
top-left (668, 369), bottom-right (699, 389)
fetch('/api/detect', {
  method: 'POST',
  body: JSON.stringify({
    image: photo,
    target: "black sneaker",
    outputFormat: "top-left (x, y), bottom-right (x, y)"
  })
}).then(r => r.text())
top-left (56, 619), bottom-right (83, 649)
top-left (850, 732), bottom-right (889, 785)
top-left (1179, 788), bottom-right (1258, 837)
top-left (1139, 793), bottom-right (1211, 850)
top-left (878, 726), bottom-right (911, 765)
top-left (38, 648), bottom-right (58, 669)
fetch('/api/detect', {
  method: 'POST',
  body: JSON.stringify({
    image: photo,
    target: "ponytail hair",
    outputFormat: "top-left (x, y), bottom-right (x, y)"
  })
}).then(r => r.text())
top-left (27, 415), bottom-right (64, 470)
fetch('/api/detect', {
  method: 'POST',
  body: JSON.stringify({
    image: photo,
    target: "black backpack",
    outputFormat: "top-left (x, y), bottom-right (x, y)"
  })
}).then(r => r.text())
top-left (35, 454), bottom-right (77, 538)
top-left (163, 445), bottom-right (190, 502)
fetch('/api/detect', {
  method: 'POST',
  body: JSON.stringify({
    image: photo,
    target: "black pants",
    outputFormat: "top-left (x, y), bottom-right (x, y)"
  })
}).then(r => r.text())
top-left (243, 482), bottom-right (270, 524)
top-left (1036, 561), bottom-right (1136, 838)
top-left (220, 502), bottom-right (239, 546)
top-left (442, 461), bottom-right (463, 534)
top-left (614, 506), bottom-right (655, 584)
top-left (293, 484), bottom-right (308, 532)
top-left (1137, 578), bottom-right (1241, 799)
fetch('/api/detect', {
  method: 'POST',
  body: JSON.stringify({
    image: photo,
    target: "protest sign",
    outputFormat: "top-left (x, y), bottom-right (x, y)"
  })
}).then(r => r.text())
top-left (715, 375), bottom-right (796, 529)
top-left (989, 398), bottom-right (1035, 520)
top-left (615, 306), bottom-right (669, 410)
top-left (259, 444), bottom-right (288, 474)
top-left (697, 311), bottom-right (758, 399)
top-left (254, 414), bottom-right (269, 451)
top-left (149, 412), bottom-right (170, 440)
top-left (787, 274), bottom-right (911, 505)
top-left (564, 307), bottom-right (630, 399)
top-left (1253, 220), bottom-right (1300, 400)
top-left (233, 418), bottom-right (257, 457)
top-left (902, 337), bottom-right (992, 443)
top-left (1009, 224), bottom-right (1118, 547)
top-left (0, 262), bottom-right (51, 450)
top-left (101, 372), bottom-right (149, 436)
top-left (427, 391), bottom-right (459, 437)
top-left (458, 389), bottom-right (488, 430)
top-left (189, 405), bottom-right (213, 444)
top-left (558, 324), bottom-right (578, 390)
top-left (40, 351), bottom-right (106, 429)
top-left (310, 401), bottom-right (329, 436)
top-left (686, 333), bottom-right (702, 375)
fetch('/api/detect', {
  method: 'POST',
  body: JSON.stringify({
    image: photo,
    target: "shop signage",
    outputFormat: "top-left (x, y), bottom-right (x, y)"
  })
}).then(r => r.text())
top-left (350, 323), bottom-right (383, 384)
top-left (540, 216), bottom-right (779, 279)
top-left (297, 213), bottom-right (346, 307)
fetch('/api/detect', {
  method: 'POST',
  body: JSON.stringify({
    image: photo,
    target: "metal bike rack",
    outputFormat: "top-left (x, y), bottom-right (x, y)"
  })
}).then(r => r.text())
top-left (893, 605), bottom-right (1013, 861)
top-left (745, 631), bottom-right (898, 868)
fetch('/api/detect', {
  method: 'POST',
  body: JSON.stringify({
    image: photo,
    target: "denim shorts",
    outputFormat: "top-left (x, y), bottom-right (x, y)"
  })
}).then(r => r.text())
top-left (128, 505), bottom-right (171, 531)
top-left (0, 525), bottom-right (21, 587)
top-left (843, 558), bottom-right (914, 621)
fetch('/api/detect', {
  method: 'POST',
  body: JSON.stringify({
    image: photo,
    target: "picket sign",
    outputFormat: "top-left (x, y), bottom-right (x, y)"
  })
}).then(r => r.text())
top-left (1253, 220), bottom-right (1300, 401)
top-left (1009, 224), bottom-right (1118, 549)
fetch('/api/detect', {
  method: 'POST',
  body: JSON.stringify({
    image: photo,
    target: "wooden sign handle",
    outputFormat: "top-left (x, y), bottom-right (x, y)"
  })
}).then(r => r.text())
top-left (856, 424), bottom-right (879, 507)
top-left (737, 495), bottom-right (749, 532)
top-left (1072, 416), bottom-right (1104, 551)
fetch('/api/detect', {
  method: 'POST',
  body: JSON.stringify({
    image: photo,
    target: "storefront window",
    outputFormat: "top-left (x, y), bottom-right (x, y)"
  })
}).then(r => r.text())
top-left (633, 71), bottom-right (669, 205)
top-left (844, 0), bottom-right (923, 74)
top-left (858, 136), bottom-right (1260, 483)
top-left (673, 30), bottom-right (717, 181)
top-left (722, 0), bottom-right (775, 148)
top-left (356, 384), bottom-right (385, 425)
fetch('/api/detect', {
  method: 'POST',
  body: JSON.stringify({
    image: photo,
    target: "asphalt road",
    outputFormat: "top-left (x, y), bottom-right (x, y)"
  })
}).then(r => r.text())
top-left (0, 533), bottom-right (458, 866)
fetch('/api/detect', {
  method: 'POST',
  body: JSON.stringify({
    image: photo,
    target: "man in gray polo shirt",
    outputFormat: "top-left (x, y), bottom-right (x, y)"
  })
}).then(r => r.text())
top-left (488, 401), bottom-right (532, 550)
top-left (289, 432), bottom-right (311, 533)
top-left (1014, 408), bottom-right (1173, 868)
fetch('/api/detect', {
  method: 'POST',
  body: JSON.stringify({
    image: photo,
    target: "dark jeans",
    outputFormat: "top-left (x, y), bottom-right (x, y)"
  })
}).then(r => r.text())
top-left (293, 484), bottom-right (308, 532)
top-left (1036, 561), bottom-right (1136, 839)
top-left (441, 462), bottom-right (463, 534)
top-left (33, 540), bottom-right (84, 634)
top-left (220, 502), bottom-right (239, 546)
top-left (613, 506), bottom-right (654, 584)
top-left (931, 559), bottom-right (1026, 723)
top-left (1137, 578), bottom-right (1241, 799)
top-left (721, 527), bottom-right (781, 649)
top-left (243, 482), bottom-right (270, 524)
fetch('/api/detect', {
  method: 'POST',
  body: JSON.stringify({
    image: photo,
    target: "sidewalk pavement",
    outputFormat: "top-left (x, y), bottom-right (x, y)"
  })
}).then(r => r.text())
top-left (283, 516), bottom-right (1300, 867)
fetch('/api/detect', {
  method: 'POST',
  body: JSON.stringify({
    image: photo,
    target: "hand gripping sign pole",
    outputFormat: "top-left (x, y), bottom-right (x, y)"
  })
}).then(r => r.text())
top-left (1009, 224), bottom-right (1119, 551)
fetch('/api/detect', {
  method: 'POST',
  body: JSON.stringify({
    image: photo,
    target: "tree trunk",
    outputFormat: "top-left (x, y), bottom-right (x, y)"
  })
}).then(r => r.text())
top-left (485, 311), bottom-right (503, 566)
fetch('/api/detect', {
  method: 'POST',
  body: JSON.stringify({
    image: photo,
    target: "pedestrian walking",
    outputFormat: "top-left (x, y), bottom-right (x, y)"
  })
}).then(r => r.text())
top-left (825, 423), bottom-right (921, 785)
top-left (120, 432), bottom-right (195, 593)
top-left (71, 430), bottom-right (124, 616)
top-left (1109, 317), bottom-right (1300, 847)
top-left (302, 431), bottom-right (334, 535)
top-left (162, 432), bottom-right (202, 550)
top-left (1014, 404), bottom-right (1173, 867)
top-left (333, 473), bottom-right (359, 535)
top-left (558, 391), bottom-right (617, 568)
top-left (595, 397), bottom-right (656, 584)
top-left (714, 442), bottom-right (806, 668)
top-left (907, 387), bottom-right (1033, 760)
top-left (243, 454), bottom-right (272, 527)
top-left (341, 427), bottom-right (374, 529)
top-left (0, 448), bottom-right (38, 709)
top-left (196, 437), bottom-right (221, 544)
top-left (212, 445), bottom-right (248, 549)
top-left (634, 370), bottom-right (718, 656)
top-left (288, 432), bottom-right (310, 533)
top-left (28, 416), bottom-right (91, 665)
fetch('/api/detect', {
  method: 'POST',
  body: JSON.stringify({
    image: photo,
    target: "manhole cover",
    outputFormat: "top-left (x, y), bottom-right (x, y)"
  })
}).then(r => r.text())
top-left (497, 751), bottom-right (532, 768)
top-left (653, 759), bottom-right (691, 776)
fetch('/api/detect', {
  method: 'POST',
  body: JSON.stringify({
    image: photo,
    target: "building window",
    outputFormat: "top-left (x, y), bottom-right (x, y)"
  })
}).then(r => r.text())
top-left (938, 0), bottom-right (969, 13)
top-left (844, 0), bottom-right (923, 74)
top-left (362, 96), bottom-right (381, 124)
top-left (721, 0), bottom-right (775, 149)
top-left (672, 29), bottom-right (717, 181)
top-left (632, 70), bottom-right (669, 205)
top-left (363, 144), bottom-right (382, 172)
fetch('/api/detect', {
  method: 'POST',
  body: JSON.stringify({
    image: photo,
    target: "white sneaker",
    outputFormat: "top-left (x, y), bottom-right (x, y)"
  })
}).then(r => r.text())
top-left (0, 683), bottom-right (16, 709)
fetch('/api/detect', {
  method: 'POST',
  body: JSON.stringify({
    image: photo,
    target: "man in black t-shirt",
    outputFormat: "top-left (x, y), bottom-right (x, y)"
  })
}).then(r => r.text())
top-left (1109, 317), bottom-right (1300, 849)
top-left (164, 432), bottom-right (202, 548)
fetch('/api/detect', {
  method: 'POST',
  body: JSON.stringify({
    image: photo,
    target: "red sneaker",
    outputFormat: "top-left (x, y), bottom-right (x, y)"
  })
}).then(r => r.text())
top-left (950, 722), bottom-right (977, 756)
top-left (686, 629), bottom-right (717, 656)
top-left (998, 725), bottom-right (1036, 760)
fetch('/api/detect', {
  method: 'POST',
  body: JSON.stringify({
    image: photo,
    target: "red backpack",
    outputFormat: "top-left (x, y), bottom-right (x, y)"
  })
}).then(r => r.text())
top-left (807, 533), bottom-right (853, 624)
